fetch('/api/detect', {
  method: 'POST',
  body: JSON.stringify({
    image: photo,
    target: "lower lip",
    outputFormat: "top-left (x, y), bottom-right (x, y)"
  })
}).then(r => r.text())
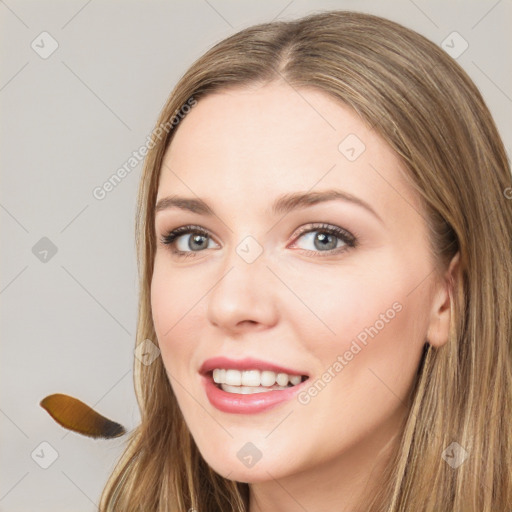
top-left (202, 374), bottom-right (308, 414)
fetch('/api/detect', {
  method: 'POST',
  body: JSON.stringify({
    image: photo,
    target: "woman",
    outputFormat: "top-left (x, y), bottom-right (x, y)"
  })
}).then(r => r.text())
top-left (100, 10), bottom-right (512, 511)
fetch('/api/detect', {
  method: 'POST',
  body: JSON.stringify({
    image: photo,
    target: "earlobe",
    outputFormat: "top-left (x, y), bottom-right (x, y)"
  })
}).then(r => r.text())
top-left (426, 252), bottom-right (460, 348)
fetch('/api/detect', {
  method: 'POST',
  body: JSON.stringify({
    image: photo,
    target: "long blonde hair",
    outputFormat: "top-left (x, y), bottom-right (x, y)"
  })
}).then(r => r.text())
top-left (100, 10), bottom-right (512, 511)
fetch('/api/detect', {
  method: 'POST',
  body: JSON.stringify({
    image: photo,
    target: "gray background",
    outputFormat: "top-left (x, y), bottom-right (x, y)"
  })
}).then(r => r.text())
top-left (1, 0), bottom-right (510, 510)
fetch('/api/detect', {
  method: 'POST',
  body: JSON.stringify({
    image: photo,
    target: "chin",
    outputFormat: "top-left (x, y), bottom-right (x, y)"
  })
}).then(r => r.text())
top-left (198, 447), bottom-right (293, 483)
top-left (211, 464), bottom-right (283, 484)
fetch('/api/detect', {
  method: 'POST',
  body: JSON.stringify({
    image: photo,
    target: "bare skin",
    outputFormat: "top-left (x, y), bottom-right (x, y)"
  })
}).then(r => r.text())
top-left (151, 81), bottom-right (458, 512)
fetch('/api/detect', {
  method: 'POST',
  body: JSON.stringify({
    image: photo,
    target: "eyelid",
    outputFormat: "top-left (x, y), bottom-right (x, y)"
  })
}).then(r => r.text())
top-left (290, 223), bottom-right (356, 245)
top-left (159, 224), bottom-right (219, 247)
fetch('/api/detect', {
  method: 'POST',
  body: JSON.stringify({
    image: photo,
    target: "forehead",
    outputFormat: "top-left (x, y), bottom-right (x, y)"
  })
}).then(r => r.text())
top-left (157, 83), bottom-right (423, 222)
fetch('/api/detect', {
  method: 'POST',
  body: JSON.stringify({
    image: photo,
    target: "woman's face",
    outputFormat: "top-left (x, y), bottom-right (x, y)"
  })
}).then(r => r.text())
top-left (151, 82), bottom-right (448, 484)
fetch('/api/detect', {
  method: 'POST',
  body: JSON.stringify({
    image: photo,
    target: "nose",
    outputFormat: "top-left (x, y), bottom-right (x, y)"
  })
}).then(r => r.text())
top-left (206, 245), bottom-right (279, 333)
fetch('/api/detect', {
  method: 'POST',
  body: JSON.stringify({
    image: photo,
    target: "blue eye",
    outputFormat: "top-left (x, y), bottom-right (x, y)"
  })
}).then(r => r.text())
top-left (159, 223), bottom-right (357, 258)
top-left (291, 223), bottom-right (356, 256)
top-left (160, 225), bottom-right (216, 258)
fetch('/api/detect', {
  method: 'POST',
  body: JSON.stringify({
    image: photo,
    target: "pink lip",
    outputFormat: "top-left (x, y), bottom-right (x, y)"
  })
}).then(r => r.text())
top-left (199, 356), bottom-right (307, 376)
top-left (199, 356), bottom-right (309, 415)
top-left (201, 373), bottom-right (309, 414)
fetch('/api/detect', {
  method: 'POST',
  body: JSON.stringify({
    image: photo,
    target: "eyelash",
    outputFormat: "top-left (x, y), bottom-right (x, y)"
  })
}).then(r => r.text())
top-left (159, 223), bottom-right (358, 259)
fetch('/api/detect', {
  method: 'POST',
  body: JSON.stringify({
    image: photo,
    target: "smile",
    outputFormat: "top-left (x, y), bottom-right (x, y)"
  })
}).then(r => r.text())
top-left (212, 368), bottom-right (306, 392)
top-left (199, 357), bottom-right (310, 414)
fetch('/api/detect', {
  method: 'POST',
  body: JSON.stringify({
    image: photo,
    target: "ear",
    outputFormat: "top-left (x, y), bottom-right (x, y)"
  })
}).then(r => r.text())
top-left (426, 251), bottom-right (460, 348)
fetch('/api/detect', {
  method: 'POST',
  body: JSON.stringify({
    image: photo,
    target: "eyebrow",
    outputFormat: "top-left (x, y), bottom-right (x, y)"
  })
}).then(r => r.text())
top-left (154, 189), bottom-right (383, 224)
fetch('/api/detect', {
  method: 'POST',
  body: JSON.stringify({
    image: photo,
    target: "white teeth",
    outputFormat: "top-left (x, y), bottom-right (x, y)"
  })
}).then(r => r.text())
top-left (211, 368), bottom-right (304, 387)
top-left (276, 373), bottom-right (288, 386)
top-left (225, 369), bottom-right (242, 386)
top-left (241, 370), bottom-right (260, 387)
top-left (221, 383), bottom-right (290, 394)
top-left (289, 375), bottom-right (302, 385)
top-left (212, 369), bottom-right (226, 384)
top-left (261, 370), bottom-right (277, 387)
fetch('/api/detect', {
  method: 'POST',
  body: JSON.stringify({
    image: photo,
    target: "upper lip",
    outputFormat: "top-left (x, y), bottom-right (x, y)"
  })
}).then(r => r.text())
top-left (199, 356), bottom-right (308, 377)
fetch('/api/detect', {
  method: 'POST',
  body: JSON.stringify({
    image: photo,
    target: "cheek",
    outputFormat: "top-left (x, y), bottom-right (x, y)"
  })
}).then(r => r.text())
top-left (289, 260), bottom-right (430, 395)
top-left (288, 274), bottom-right (429, 459)
top-left (150, 261), bottom-right (200, 374)
top-left (278, 262), bottom-right (403, 356)
top-left (326, 288), bottom-right (429, 416)
top-left (150, 254), bottom-right (205, 333)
